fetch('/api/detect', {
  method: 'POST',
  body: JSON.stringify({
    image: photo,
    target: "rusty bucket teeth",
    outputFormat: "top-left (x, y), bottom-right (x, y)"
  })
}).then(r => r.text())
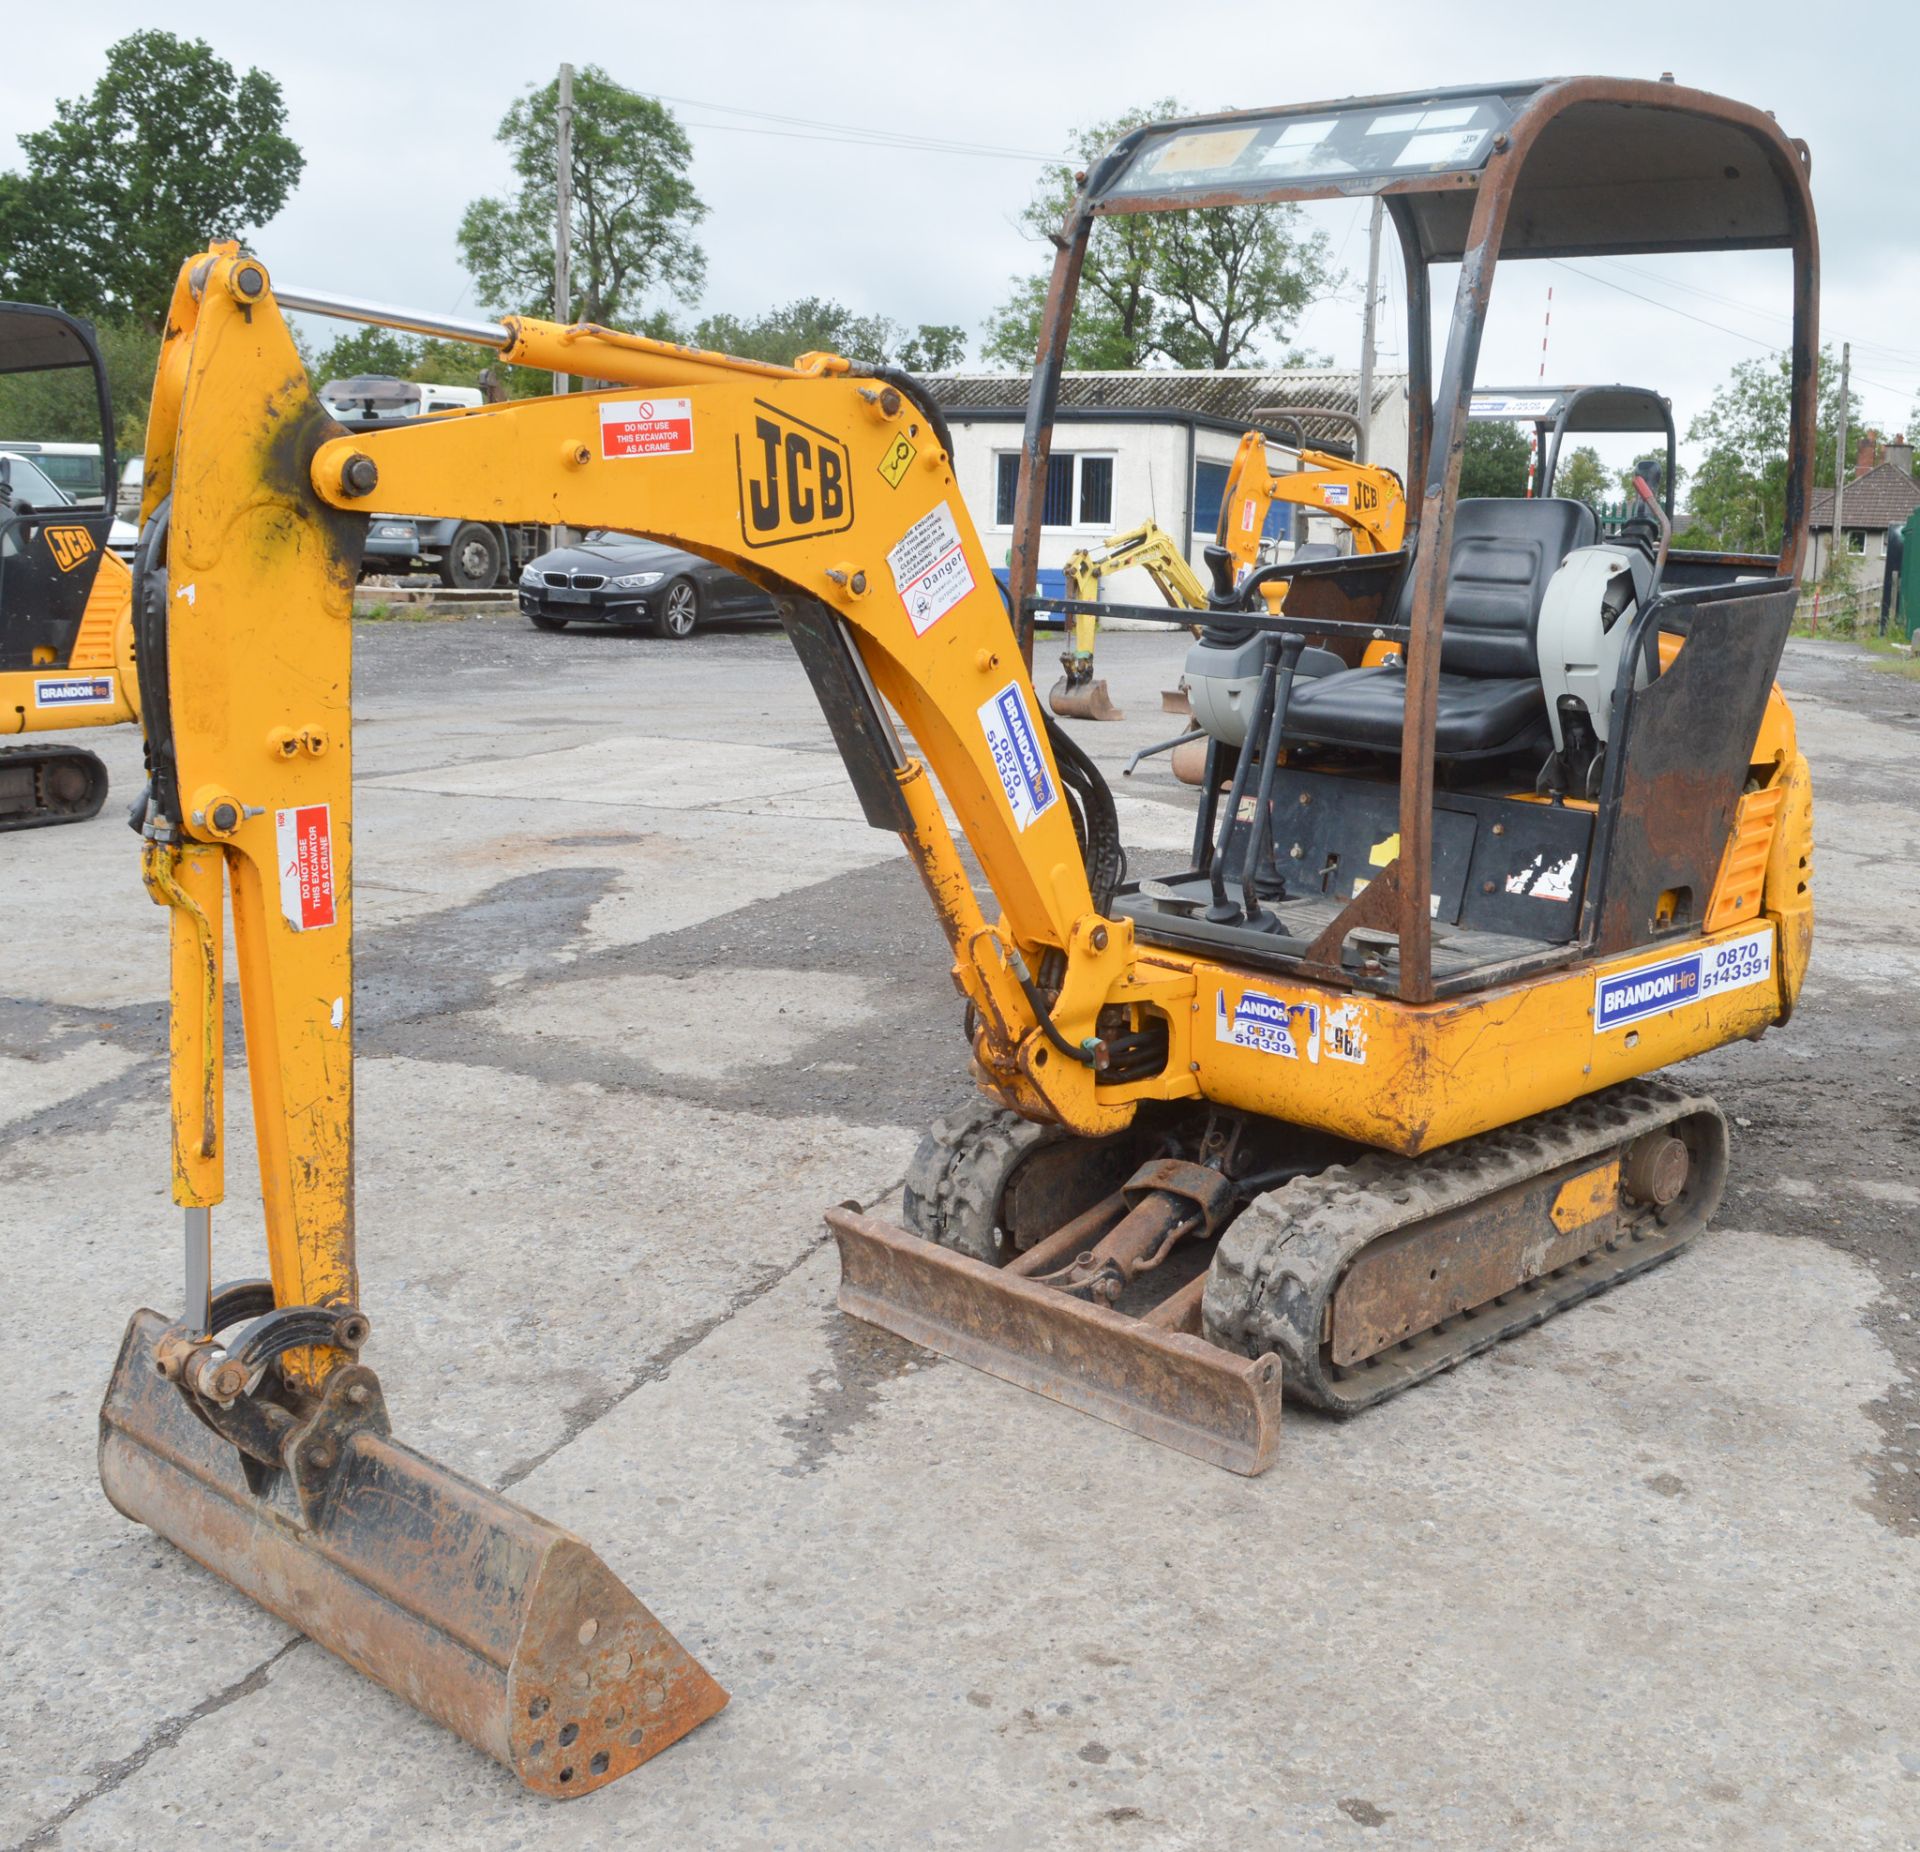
top-left (1048, 675), bottom-right (1125, 722)
top-left (99, 1309), bottom-right (727, 1797)
top-left (828, 1207), bottom-right (1281, 1475)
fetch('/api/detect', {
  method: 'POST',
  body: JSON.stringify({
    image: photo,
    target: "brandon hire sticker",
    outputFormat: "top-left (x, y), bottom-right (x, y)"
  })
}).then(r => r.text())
top-left (1217, 988), bottom-right (1319, 1060)
top-left (275, 803), bottom-right (337, 932)
top-left (1593, 926), bottom-right (1773, 1033)
top-left (599, 398), bottom-right (694, 459)
top-left (978, 680), bottom-right (1056, 831)
top-left (34, 676), bottom-right (113, 707)
top-left (888, 500), bottom-right (975, 635)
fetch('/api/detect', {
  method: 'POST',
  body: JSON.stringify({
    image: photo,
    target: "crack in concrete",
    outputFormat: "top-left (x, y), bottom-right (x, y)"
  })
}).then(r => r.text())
top-left (498, 1173), bottom-right (906, 1492)
top-left (7, 1640), bottom-right (302, 1852)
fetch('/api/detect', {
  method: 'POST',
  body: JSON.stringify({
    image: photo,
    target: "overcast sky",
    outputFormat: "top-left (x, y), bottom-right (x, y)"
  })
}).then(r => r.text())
top-left (8, 0), bottom-right (1917, 477)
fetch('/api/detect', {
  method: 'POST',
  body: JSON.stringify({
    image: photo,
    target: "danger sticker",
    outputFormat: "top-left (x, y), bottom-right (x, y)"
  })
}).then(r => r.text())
top-left (34, 676), bottom-right (113, 707)
top-left (1593, 926), bottom-right (1773, 1033)
top-left (599, 398), bottom-right (694, 459)
top-left (275, 804), bottom-right (337, 932)
top-left (888, 500), bottom-right (975, 635)
top-left (978, 680), bottom-right (1056, 831)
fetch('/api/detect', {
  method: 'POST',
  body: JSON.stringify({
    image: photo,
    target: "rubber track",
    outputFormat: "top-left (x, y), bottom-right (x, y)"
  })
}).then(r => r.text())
top-left (0, 743), bottom-right (109, 831)
top-left (1201, 1078), bottom-right (1730, 1415)
top-left (901, 1097), bottom-right (1066, 1263)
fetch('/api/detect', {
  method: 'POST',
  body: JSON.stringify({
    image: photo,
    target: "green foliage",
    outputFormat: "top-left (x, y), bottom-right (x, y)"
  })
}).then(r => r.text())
top-left (982, 102), bottom-right (1333, 371)
top-left (310, 328), bottom-right (420, 384)
top-left (1552, 443), bottom-right (1610, 512)
top-left (689, 298), bottom-right (967, 372)
top-left (896, 323), bottom-right (969, 373)
top-left (0, 31), bottom-right (302, 328)
top-left (1684, 346), bottom-right (1862, 553)
top-left (459, 69), bottom-right (705, 325)
top-left (1459, 419), bottom-right (1532, 499)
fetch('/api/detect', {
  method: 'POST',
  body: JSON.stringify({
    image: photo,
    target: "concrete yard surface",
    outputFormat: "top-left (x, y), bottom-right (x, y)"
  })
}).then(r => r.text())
top-left (3, 622), bottom-right (1917, 1850)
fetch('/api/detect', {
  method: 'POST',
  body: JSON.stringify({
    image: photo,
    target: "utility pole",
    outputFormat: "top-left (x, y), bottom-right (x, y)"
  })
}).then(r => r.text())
top-left (553, 61), bottom-right (574, 398)
top-left (1830, 340), bottom-right (1850, 588)
top-left (1354, 196), bottom-right (1383, 466)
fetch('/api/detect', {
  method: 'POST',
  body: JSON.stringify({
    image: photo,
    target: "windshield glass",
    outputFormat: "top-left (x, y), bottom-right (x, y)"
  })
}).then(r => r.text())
top-left (0, 451), bottom-right (72, 508)
top-left (1103, 94), bottom-right (1515, 203)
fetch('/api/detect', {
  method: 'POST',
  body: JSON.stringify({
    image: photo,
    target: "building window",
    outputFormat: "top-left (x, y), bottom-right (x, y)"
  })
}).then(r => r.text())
top-left (1845, 529), bottom-right (1866, 554)
top-left (1192, 459), bottom-right (1292, 550)
top-left (995, 451), bottom-right (1115, 529)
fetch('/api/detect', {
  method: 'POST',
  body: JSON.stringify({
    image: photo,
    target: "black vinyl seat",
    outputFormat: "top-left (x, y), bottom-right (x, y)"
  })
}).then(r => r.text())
top-left (1284, 497), bottom-right (1599, 759)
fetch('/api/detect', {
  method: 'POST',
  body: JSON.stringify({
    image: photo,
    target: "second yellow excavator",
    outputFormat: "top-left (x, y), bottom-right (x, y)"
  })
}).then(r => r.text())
top-left (1, 301), bottom-right (139, 829)
top-left (102, 73), bottom-right (1816, 1803)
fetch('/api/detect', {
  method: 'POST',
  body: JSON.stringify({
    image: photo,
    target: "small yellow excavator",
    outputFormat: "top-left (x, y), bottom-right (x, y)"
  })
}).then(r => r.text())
top-left (1, 302), bottom-right (138, 829)
top-left (1049, 519), bottom-right (1207, 720)
top-left (106, 76), bottom-right (1815, 1799)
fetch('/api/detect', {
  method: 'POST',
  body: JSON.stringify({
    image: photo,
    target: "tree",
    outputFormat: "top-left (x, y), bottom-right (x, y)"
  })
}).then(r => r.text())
top-left (460, 69), bottom-right (704, 325)
top-left (0, 32), bottom-right (302, 328)
top-left (1553, 444), bottom-right (1611, 513)
top-left (310, 328), bottom-right (420, 385)
top-left (896, 323), bottom-right (968, 373)
top-left (1459, 420), bottom-right (1532, 499)
top-left (689, 299), bottom-right (967, 372)
top-left (982, 101), bottom-right (1333, 371)
top-left (1683, 346), bottom-right (1863, 552)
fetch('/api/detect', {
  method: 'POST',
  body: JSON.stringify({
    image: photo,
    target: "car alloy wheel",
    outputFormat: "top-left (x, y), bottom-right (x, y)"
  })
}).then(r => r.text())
top-left (658, 578), bottom-right (700, 639)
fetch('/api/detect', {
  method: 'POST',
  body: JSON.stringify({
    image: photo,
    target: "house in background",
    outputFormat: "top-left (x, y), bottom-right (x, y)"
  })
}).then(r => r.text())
top-left (1806, 430), bottom-right (1919, 587)
top-left (926, 370), bottom-right (1409, 608)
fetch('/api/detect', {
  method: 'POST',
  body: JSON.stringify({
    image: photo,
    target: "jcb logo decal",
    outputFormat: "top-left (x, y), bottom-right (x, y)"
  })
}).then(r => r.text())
top-left (736, 401), bottom-right (853, 548)
top-left (1353, 480), bottom-right (1380, 511)
top-left (45, 525), bottom-right (97, 572)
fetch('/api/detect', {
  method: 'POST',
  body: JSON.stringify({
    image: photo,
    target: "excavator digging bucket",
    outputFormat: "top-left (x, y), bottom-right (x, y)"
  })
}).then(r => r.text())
top-left (99, 1310), bottom-right (727, 1797)
top-left (827, 1209), bottom-right (1281, 1475)
top-left (1048, 674), bottom-right (1125, 722)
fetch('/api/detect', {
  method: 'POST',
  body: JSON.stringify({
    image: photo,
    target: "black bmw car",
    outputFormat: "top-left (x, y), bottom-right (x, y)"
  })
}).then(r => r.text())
top-left (518, 533), bottom-right (778, 639)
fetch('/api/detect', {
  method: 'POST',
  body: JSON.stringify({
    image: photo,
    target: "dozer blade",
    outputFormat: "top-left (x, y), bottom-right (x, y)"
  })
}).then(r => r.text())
top-left (1048, 674), bottom-right (1125, 722)
top-left (828, 1208), bottom-right (1280, 1475)
top-left (100, 1310), bottom-right (727, 1797)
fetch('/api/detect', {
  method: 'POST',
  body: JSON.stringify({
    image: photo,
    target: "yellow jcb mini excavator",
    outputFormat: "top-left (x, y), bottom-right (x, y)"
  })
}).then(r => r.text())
top-left (106, 75), bottom-right (1813, 1794)
top-left (1, 302), bottom-right (138, 828)
top-left (1050, 519), bottom-right (1207, 720)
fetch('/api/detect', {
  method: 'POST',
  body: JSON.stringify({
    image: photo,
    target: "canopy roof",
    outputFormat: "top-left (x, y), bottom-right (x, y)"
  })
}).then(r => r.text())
top-left (1086, 78), bottom-right (1812, 263)
top-left (1470, 385), bottom-right (1673, 433)
top-left (0, 302), bottom-right (101, 376)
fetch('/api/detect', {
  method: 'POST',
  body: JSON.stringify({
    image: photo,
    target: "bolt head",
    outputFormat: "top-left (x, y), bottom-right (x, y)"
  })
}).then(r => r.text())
top-left (210, 802), bottom-right (239, 833)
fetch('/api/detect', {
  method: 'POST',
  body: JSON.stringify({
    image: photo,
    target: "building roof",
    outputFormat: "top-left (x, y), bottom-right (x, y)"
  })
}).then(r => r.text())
top-left (925, 369), bottom-right (1405, 450)
top-left (1809, 459), bottom-right (1920, 533)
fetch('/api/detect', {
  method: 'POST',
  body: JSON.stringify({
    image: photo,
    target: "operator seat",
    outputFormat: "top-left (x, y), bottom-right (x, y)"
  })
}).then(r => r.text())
top-left (1283, 497), bottom-right (1599, 759)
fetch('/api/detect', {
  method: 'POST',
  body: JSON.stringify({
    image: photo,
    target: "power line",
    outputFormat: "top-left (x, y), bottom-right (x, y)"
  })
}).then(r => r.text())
top-left (1550, 260), bottom-right (1918, 406)
top-left (640, 89), bottom-right (1069, 164)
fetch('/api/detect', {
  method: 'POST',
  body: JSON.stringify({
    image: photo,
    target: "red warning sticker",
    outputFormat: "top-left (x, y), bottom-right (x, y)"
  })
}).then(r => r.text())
top-left (275, 803), bottom-right (337, 932)
top-left (599, 397), bottom-right (695, 459)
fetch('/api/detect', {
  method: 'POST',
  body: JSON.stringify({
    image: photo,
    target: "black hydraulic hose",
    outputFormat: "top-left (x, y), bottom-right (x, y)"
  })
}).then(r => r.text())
top-left (847, 363), bottom-right (957, 472)
top-left (1206, 642), bottom-right (1279, 923)
top-left (1240, 633), bottom-right (1306, 928)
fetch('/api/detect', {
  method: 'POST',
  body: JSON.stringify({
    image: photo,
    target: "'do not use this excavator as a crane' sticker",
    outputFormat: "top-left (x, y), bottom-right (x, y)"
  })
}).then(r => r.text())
top-left (102, 76), bottom-right (1816, 1797)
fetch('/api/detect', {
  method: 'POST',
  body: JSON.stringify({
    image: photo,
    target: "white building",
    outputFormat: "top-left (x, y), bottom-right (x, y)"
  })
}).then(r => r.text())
top-left (927, 369), bottom-right (1410, 606)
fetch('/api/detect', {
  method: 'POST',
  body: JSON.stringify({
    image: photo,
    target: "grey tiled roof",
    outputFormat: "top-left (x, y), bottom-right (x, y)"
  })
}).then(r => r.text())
top-left (925, 369), bottom-right (1405, 448)
top-left (1808, 460), bottom-right (1920, 532)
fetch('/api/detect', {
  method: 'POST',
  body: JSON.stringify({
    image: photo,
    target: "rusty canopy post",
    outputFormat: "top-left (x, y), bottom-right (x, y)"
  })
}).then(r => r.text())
top-left (1009, 209), bottom-right (1093, 671)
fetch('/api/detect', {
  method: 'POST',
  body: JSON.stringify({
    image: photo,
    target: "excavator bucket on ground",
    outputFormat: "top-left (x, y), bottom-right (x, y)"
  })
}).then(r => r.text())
top-left (101, 1310), bottom-right (726, 1796)
top-left (1048, 662), bottom-right (1124, 722)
